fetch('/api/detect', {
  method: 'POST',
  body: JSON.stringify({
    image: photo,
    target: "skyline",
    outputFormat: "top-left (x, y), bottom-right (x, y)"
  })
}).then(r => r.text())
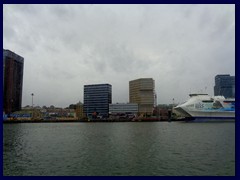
top-left (3, 4), bottom-right (235, 108)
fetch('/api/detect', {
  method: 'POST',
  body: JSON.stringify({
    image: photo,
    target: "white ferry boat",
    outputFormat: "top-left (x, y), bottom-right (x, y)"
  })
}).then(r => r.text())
top-left (174, 94), bottom-right (235, 121)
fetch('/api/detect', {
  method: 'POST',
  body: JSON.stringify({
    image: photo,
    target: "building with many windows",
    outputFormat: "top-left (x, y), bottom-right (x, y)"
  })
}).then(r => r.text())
top-left (3, 49), bottom-right (24, 114)
top-left (214, 74), bottom-right (235, 98)
top-left (129, 78), bottom-right (155, 115)
top-left (109, 103), bottom-right (138, 115)
top-left (83, 84), bottom-right (112, 118)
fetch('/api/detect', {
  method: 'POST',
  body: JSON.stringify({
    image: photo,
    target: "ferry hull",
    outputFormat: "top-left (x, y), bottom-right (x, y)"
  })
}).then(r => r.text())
top-left (187, 117), bottom-right (235, 122)
top-left (188, 110), bottom-right (235, 119)
top-left (177, 107), bottom-right (235, 122)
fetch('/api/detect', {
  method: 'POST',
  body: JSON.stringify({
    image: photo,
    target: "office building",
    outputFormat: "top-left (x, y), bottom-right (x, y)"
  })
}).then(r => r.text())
top-left (84, 84), bottom-right (112, 118)
top-left (129, 78), bottom-right (155, 114)
top-left (109, 103), bottom-right (138, 115)
top-left (214, 74), bottom-right (235, 98)
top-left (3, 49), bottom-right (24, 114)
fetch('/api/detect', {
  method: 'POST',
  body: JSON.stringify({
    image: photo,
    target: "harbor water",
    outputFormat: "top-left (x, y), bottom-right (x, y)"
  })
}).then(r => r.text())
top-left (3, 122), bottom-right (235, 176)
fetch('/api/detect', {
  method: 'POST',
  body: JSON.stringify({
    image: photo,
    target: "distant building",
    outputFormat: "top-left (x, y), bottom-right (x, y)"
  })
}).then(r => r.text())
top-left (129, 78), bottom-right (155, 115)
top-left (109, 103), bottom-right (138, 115)
top-left (214, 74), bottom-right (235, 98)
top-left (83, 84), bottom-right (112, 118)
top-left (3, 49), bottom-right (24, 114)
top-left (45, 108), bottom-right (76, 119)
top-left (75, 102), bottom-right (84, 119)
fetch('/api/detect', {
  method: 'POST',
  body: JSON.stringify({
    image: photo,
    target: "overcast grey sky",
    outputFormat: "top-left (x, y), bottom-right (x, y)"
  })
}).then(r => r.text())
top-left (3, 4), bottom-right (235, 108)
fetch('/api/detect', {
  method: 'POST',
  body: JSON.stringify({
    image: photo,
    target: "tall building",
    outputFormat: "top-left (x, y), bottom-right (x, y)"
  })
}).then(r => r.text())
top-left (129, 78), bottom-right (155, 114)
top-left (3, 49), bottom-right (24, 114)
top-left (83, 84), bottom-right (112, 118)
top-left (214, 74), bottom-right (235, 98)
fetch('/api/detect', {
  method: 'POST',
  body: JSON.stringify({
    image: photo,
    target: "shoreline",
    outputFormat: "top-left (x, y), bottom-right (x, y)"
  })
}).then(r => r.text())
top-left (3, 118), bottom-right (183, 123)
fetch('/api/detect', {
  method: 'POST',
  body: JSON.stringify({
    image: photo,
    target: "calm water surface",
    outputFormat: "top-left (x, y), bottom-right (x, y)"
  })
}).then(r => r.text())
top-left (3, 122), bottom-right (235, 176)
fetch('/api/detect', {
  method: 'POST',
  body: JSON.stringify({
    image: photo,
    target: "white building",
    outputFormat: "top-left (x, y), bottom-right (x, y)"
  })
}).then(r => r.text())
top-left (109, 103), bottom-right (138, 115)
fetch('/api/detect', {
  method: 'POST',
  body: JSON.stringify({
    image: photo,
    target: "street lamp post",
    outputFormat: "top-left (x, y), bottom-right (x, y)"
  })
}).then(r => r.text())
top-left (31, 93), bottom-right (34, 108)
top-left (31, 93), bottom-right (34, 120)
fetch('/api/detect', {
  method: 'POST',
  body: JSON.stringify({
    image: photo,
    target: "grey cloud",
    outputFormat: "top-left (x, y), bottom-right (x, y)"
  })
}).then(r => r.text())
top-left (3, 4), bottom-right (235, 107)
top-left (3, 25), bottom-right (16, 41)
top-left (13, 4), bottom-right (39, 14)
top-left (50, 4), bottom-right (76, 18)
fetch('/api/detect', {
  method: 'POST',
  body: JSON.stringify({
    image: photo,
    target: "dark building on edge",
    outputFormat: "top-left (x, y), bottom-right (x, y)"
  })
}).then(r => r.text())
top-left (214, 74), bottom-right (235, 98)
top-left (3, 49), bottom-right (24, 114)
top-left (83, 84), bottom-right (112, 119)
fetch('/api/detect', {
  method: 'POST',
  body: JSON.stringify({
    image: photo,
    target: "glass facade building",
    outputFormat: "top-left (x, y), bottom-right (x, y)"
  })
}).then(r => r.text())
top-left (214, 74), bottom-right (235, 98)
top-left (109, 103), bottom-right (138, 115)
top-left (3, 49), bottom-right (24, 114)
top-left (84, 84), bottom-right (112, 118)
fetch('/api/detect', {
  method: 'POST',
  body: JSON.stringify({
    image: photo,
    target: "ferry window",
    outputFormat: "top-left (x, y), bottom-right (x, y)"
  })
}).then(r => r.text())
top-left (202, 100), bottom-right (213, 103)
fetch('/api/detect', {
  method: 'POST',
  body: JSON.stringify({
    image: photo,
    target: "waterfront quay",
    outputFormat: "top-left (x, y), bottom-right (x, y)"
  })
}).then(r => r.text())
top-left (4, 104), bottom-right (179, 123)
top-left (3, 116), bottom-right (181, 123)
